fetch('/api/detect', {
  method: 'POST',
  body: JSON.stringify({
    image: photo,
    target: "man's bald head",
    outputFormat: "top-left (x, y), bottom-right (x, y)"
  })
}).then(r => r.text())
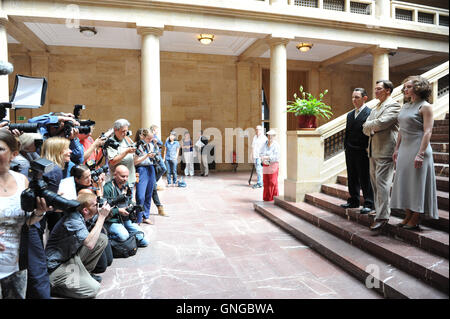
top-left (114, 165), bottom-right (129, 186)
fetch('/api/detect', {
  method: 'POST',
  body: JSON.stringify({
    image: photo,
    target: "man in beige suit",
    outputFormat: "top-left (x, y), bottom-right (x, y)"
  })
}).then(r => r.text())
top-left (362, 80), bottom-right (401, 231)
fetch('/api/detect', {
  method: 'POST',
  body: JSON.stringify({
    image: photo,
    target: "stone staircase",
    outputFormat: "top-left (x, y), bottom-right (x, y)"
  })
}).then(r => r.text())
top-left (254, 113), bottom-right (449, 299)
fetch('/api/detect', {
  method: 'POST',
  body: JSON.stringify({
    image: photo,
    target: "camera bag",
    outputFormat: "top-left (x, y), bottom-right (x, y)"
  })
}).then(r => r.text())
top-left (110, 234), bottom-right (138, 258)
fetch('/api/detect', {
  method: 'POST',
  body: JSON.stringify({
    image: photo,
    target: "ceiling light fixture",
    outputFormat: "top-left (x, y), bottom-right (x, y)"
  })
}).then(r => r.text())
top-left (296, 42), bottom-right (313, 52)
top-left (198, 34), bottom-right (214, 45)
top-left (79, 26), bottom-right (97, 38)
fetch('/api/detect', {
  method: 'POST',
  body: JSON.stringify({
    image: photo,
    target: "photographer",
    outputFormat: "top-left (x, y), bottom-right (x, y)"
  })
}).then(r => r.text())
top-left (45, 193), bottom-right (110, 299)
top-left (0, 130), bottom-right (49, 299)
top-left (70, 165), bottom-right (112, 276)
top-left (106, 119), bottom-right (137, 193)
top-left (103, 165), bottom-right (148, 248)
top-left (38, 137), bottom-right (75, 236)
top-left (10, 133), bottom-right (42, 179)
top-left (79, 129), bottom-right (105, 167)
top-left (28, 112), bottom-right (84, 165)
top-left (134, 129), bottom-right (157, 225)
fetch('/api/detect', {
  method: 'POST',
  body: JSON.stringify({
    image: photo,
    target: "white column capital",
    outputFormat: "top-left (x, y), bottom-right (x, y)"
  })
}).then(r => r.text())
top-left (137, 26), bottom-right (164, 37)
top-left (266, 37), bottom-right (291, 47)
top-left (368, 46), bottom-right (391, 56)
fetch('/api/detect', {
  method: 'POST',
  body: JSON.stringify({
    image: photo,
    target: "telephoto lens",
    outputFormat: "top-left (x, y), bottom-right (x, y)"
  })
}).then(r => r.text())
top-left (8, 123), bottom-right (42, 133)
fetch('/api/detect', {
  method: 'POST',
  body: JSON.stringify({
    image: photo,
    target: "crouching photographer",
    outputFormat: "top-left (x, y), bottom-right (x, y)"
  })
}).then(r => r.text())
top-left (44, 192), bottom-right (111, 299)
top-left (103, 165), bottom-right (148, 249)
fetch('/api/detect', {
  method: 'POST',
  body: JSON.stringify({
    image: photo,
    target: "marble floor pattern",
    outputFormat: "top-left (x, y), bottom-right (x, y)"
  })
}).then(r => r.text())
top-left (97, 171), bottom-right (380, 299)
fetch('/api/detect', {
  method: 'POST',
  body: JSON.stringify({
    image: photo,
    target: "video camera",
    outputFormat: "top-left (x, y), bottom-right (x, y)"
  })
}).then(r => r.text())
top-left (21, 158), bottom-right (81, 212)
top-left (1, 103), bottom-right (43, 133)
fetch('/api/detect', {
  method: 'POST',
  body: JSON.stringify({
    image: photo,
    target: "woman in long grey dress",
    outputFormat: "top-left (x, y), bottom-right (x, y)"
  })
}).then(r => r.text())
top-left (390, 75), bottom-right (438, 230)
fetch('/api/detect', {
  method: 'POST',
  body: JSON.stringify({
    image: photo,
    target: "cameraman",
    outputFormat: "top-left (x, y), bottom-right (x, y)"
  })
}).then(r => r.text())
top-left (134, 129), bottom-right (157, 225)
top-left (78, 129), bottom-right (105, 167)
top-left (28, 112), bottom-right (84, 165)
top-left (71, 165), bottom-right (112, 275)
top-left (45, 193), bottom-right (110, 299)
top-left (103, 165), bottom-right (148, 248)
top-left (106, 119), bottom-right (137, 193)
top-left (10, 133), bottom-right (42, 179)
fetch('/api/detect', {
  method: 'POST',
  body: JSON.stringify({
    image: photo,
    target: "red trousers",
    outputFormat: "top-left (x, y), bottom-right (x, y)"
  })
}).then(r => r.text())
top-left (263, 162), bottom-right (279, 201)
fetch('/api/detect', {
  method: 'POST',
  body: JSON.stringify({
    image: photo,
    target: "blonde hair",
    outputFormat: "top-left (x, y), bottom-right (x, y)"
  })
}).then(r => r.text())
top-left (41, 137), bottom-right (70, 168)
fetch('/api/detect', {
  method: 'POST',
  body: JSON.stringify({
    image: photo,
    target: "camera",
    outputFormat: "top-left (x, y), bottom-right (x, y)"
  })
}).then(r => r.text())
top-left (63, 121), bottom-right (93, 138)
top-left (90, 164), bottom-right (109, 183)
top-left (126, 204), bottom-right (144, 223)
top-left (97, 194), bottom-right (128, 209)
top-left (103, 137), bottom-right (120, 150)
top-left (21, 158), bottom-right (80, 212)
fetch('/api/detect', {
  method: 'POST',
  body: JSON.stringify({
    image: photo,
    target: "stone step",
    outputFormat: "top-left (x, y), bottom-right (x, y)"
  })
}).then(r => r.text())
top-left (254, 201), bottom-right (448, 299)
top-left (434, 119), bottom-right (449, 128)
top-left (326, 180), bottom-right (449, 214)
top-left (436, 176), bottom-right (449, 193)
top-left (431, 142), bottom-right (449, 153)
top-left (431, 134), bottom-right (449, 143)
top-left (434, 152), bottom-right (449, 164)
top-left (435, 163), bottom-right (449, 177)
top-left (433, 126), bottom-right (449, 135)
top-left (333, 178), bottom-right (449, 232)
top-left (274, 195), bottom-right (449, 294)
top-left (308, 189), bottom-right (449, 259)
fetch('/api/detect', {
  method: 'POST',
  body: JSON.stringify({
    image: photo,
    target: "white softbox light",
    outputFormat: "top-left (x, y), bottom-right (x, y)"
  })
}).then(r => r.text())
top-left (10, 74), bottom-right (47, 109)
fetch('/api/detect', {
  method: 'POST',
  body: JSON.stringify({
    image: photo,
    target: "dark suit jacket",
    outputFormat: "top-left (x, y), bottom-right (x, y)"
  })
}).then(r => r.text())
top-left (344, 106), bottom-right (371, 152)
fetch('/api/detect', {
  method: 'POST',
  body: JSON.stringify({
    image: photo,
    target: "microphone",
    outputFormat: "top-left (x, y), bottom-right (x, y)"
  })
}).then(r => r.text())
top-left (0, 61), bottom-right (14, 75)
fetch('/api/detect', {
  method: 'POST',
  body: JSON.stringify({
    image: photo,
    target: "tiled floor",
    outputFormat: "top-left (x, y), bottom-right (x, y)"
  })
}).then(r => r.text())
top-left (97, 171), bottom-right (380, 299)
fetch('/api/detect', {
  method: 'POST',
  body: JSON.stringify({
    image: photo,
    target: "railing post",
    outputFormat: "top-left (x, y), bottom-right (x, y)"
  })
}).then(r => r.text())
top-left (284, 131), bottom-right (324, 202)
top-left (344, 0), bottom-right (350, 13)
top-left (432, 80), bottom-right (439, 104)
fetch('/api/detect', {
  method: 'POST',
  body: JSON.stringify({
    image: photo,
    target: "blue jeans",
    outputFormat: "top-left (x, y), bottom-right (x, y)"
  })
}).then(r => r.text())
top-left (135, 165), bottom-right (156, 223)
top-left (166, 159), bottom-right (178, 184)
top-left (155, 155), bottom-right (167, 181)
top-left (255, 158), bottom-right (263, 186)
top-left (106, 220), bottom-right (148, 247)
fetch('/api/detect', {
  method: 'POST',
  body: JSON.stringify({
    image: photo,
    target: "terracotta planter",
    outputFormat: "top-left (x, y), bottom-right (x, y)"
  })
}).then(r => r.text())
top-left (298, 115), bottom-right (317, 129)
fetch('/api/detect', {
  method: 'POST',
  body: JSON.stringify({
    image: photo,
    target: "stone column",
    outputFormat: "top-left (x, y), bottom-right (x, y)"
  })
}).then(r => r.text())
top-left (0, 15), bottom-right (9, 120)
top-left (268, 37), bottom-right (289, 183)
top-left (138, 27), bottom-right (163, 130)
top-left (375, 0), bottom-right (391, 20)
top-left (370, 47), bottom-right (390, 98)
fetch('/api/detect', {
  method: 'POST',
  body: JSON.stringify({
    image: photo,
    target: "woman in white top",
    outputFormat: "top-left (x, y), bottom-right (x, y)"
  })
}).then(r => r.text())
top-left (259, 130), bottom-right (280, 201)
top-left (0, 130), bottom-right (48, 299)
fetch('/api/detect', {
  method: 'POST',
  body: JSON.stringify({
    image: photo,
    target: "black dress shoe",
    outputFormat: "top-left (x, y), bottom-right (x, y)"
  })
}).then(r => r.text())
top-left (340, 203), bottom-right (359, 209)
top-left (403, 224), bottom-right (421, 231)
top-left (370, 219), bottom-right (388, 231)
top-left (360, 207), bottom-right (373, 214)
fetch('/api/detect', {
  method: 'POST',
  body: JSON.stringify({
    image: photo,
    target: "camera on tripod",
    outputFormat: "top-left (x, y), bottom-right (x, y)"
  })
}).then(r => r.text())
top-left (21, 158), bottom-right (81, 212)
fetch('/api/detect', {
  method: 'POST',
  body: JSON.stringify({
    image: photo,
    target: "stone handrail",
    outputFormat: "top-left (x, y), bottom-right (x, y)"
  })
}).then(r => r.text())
top-left (284, 61), bottom-right (449, 203)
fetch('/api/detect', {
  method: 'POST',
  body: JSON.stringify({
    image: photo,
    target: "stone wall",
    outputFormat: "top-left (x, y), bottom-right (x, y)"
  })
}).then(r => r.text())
top-left (7, 44), bottom-right (384, 171)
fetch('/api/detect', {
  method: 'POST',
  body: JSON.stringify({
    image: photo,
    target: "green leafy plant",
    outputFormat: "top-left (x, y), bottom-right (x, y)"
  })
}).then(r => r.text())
top-left (287, 86), bottom-right (333, 119)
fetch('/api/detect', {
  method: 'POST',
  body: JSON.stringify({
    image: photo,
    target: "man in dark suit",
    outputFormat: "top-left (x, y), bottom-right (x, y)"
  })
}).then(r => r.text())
top-left (340, 88), bottom-right (374, 214)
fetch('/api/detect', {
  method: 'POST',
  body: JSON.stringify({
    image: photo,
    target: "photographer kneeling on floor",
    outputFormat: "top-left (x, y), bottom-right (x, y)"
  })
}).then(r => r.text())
top-left (45, 193), bottom-right (111, 299)
top-left (103, 165), bottom-right (149, 248)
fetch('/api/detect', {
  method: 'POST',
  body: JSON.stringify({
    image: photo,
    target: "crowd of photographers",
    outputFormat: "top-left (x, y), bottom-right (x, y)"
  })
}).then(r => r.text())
top-left (0, 106), bottom-right (172, 299)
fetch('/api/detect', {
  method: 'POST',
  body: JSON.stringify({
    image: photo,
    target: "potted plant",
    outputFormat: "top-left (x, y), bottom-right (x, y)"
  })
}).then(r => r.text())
top-left (287, 86), bottom-right (333, 129)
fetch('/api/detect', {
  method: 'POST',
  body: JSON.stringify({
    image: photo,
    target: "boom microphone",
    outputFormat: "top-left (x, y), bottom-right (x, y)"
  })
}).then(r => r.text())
top-left (0, 61), bottom-right (14, 76)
